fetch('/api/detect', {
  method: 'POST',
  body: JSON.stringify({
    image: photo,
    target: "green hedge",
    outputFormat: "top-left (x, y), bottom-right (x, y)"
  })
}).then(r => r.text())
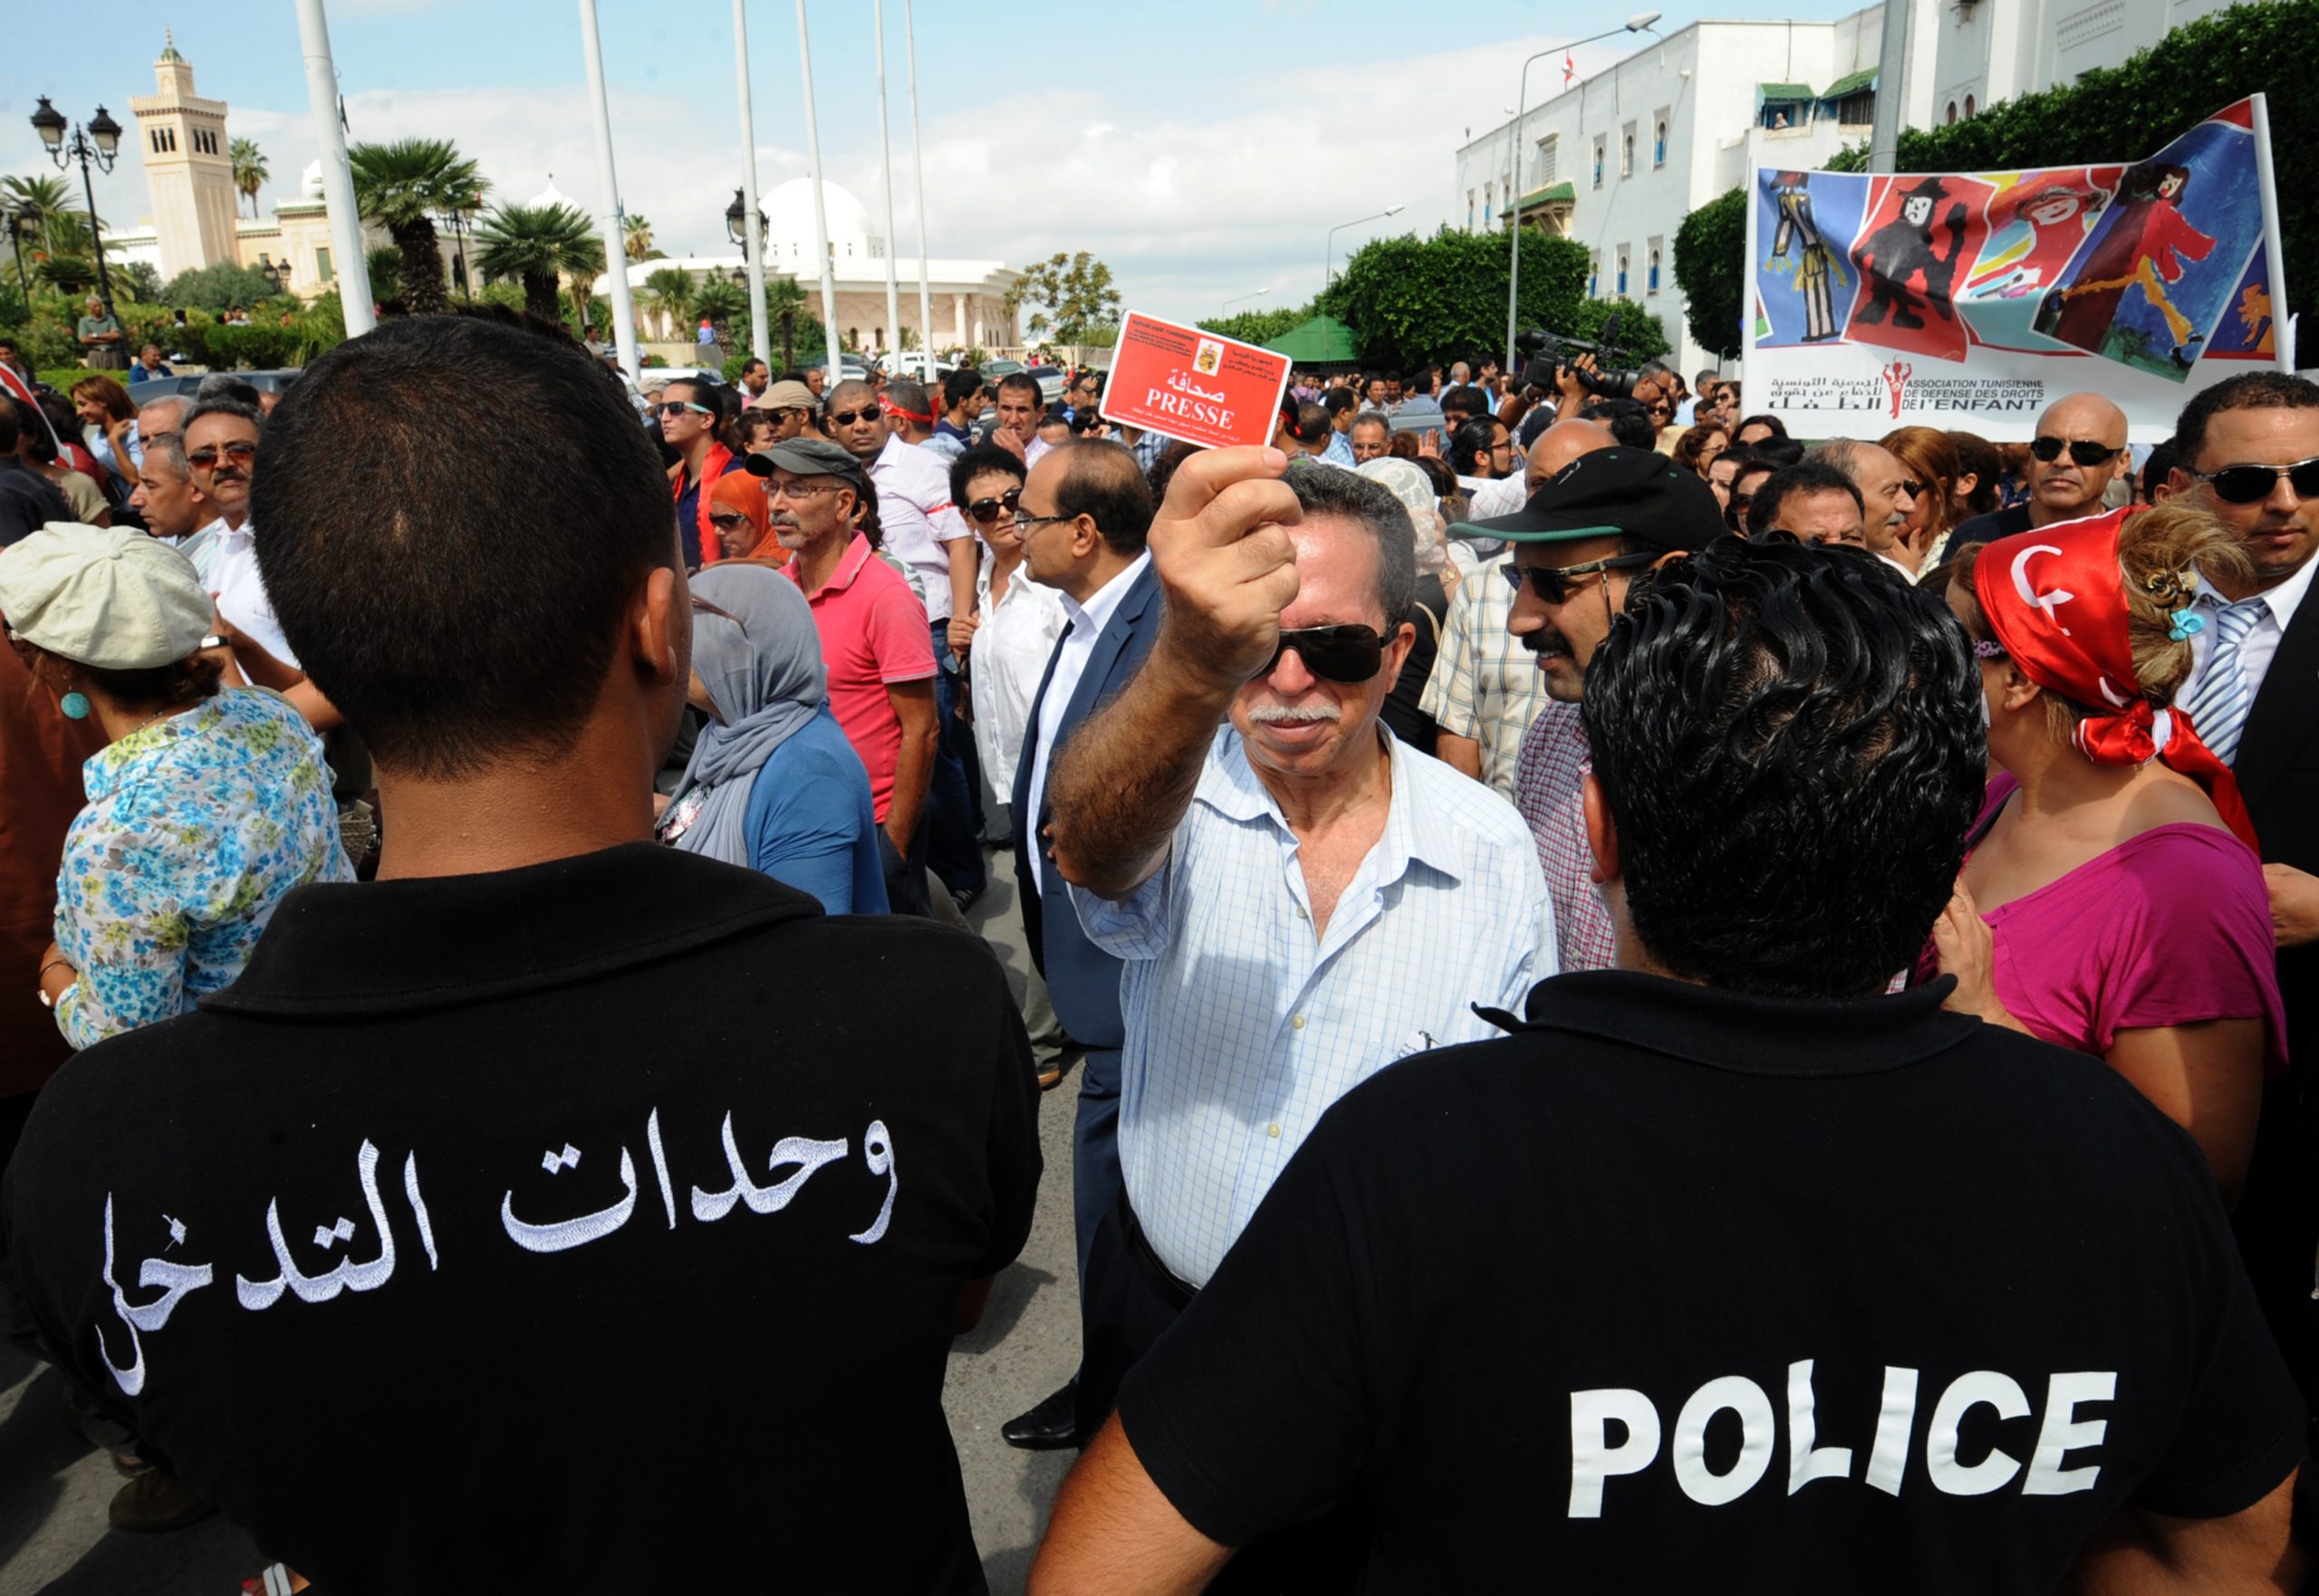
top-left (1826, 0), bottom-right (2316, 325)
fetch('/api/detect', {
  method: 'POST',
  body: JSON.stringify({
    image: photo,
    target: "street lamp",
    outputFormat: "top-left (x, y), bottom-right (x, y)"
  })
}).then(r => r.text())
top-left (1325, 205), bottom-right (1403, 287)
top-left (1221, 286), bottom-right (1271, 315)
top-left (30, 96), bottom-right (125, 318)
top-left (260, 259), bottom-right (287, 297)
top-left (3, 209), bottom-right (30, 304)
top-left (1504, 12), bottom-right (1661, 369)
top-left (725, 187), bottom-right (767, 251)
top-left (440, 208), bottom-right (474, 298)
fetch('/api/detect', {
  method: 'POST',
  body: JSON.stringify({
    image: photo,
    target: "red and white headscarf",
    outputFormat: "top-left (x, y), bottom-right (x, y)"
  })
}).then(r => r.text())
top-left (1973, 508), bottom-right (2256, 848)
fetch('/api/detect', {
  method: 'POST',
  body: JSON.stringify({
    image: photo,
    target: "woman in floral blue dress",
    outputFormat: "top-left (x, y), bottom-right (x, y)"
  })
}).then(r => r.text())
top-left (1, 525), bottom-right (351, 1049)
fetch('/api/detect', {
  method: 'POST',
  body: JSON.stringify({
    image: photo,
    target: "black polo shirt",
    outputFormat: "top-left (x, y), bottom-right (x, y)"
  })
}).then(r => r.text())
top-left (3, 843), bottom-right (1040, 1593)
top-left (0, 457), bottom-right (72, 547)
top-left (1120, 970), bottom-right (2303, 1594)
top-left (1949, 502), bottom-right (2035, 551)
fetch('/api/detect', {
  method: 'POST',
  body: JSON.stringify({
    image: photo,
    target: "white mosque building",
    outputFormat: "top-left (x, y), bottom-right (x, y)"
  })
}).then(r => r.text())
top-left (597, 177), bottom-right (1019, 358)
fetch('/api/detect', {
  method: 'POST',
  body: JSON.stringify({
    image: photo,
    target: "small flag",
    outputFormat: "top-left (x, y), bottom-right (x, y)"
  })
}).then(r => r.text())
top-left (1563, 53), bottom-right (1576, 89)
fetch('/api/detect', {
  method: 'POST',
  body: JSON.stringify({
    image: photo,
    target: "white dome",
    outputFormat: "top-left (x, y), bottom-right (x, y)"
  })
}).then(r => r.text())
top-left (762, 177), bottom-right (883, 266)
top-left (529, 176), bottom-right (577, 210)
top-left (302, 159), bottom-right (324, 200)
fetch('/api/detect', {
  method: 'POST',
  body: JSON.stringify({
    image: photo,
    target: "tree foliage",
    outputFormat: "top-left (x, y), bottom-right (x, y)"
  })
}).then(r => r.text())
top-left (159, 260), bottom-right (282, 312)
top-left (2, 176), bottom-right (91, 258)
top-left (365, 245), bottom-right (403, 303)
top-left (117, 262), bottom-right (163, 303)
top-left (230, 138), bottom-right (269, 218)
top-left (1005, 251), bottom-right (1122, 345)
top-left (1196, 303), bottom-right (1313, 346)
top-left (472, 200), bottom-right (605, 325)
top-left (1318, 225), bottom-right (1634, 370)
top-left (1564, 297), bottom-right (1672, 364)
top-left (1826, 0), bottom-right (2319, 324)
top-left (1673, 187), bottom-right (1748, 358)
top-left (349, 138), bottom-right (487, 316)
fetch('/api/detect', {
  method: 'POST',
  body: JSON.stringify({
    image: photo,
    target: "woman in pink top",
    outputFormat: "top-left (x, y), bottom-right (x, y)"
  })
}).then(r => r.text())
top-left (1925, 503), bottom-right (2285, 1201)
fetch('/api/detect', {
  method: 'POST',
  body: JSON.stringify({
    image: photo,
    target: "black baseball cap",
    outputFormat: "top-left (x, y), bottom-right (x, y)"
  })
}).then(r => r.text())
top-left (1452, 447), bottom-right (1723, 553)
top-left (743, 436), bottom-right (867, 487)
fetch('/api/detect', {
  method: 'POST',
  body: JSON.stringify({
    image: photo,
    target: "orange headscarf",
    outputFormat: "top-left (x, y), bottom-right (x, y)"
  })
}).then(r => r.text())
top-left (707, 472), bottom-right (784, 566)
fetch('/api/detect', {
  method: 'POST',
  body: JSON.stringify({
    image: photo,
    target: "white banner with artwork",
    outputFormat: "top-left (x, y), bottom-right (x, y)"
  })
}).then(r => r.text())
top-left (1742, 96), bottom-right (2290, 441)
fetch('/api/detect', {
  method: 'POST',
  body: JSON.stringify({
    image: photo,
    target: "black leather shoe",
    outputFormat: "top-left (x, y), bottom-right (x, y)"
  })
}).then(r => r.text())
top-left (1002, 1379), bottom-right (1080, 1450)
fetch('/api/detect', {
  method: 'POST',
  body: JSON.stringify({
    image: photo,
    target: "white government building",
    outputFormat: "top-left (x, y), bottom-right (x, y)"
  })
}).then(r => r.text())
top-left (595, 178), bottom-right (1019, 359)
top-left (1454, 0), bottom-right (2257, 380)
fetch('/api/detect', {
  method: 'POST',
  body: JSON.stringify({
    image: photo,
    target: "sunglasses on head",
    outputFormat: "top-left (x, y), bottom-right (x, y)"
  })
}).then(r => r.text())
top-left (1262, 624), bottom-right (1386, 684)
top-left (2195, 457), bottom-right (2319, 505)
top-left (826, 407), bottom-right (881, 428)
top-left (965, 487), bottom-right (1023, 525)
top-left (187, 440), bottom-right (257, 470)
top-left (2029, 435), bottom-right (2121, 467)
top-left (1501, 550), bottom-right (1658, 604)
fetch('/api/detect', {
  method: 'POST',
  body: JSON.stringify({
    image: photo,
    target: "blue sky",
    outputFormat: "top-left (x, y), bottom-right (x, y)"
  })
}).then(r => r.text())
top-left (10, 0), bottom-right (1873, 325)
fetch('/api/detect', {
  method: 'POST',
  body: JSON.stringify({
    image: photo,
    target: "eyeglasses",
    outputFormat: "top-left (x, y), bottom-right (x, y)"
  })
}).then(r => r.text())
top-left (653, 401), bottom-right (712, 418)
top-left (827, 407), bottom-right (881, 428)
top-left (2194, 457), bottom-right (2319, 505)
top-left (1262, 624), bottom-right (1387, 684)
top-left (186, 440), bottom-right (257, 470)
top-left (767, 478), bottom-right (847, 501)
top-left (2029, 435), bottom-right (2122, 467)
top-left (1012, 509), bottom-right (1078, 534)
top-left (1500, 550), bottom-right (1658, 604)
top-left (965, 488), bottom-right (1024, 525)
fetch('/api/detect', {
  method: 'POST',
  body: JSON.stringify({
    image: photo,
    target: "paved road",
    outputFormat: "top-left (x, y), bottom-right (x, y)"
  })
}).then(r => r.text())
top-left (0, 865), bottom-right (1082, 1594)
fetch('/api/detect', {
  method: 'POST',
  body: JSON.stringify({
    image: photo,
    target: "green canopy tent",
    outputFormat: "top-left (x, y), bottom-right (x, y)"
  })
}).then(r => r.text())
top-left (1262, 314), bottom-right (1363, 371)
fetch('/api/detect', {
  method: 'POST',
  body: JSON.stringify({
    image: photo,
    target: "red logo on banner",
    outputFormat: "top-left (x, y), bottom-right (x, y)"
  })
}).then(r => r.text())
top-left (1882, 359), bottom-right (1913, 418)
top-left (1099, 312), bottom-right (1294, 452)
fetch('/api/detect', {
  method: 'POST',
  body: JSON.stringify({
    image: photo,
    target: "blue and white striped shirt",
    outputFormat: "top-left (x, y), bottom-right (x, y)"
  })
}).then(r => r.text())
top-left (1074, 725), bottom-right (1554, 1286)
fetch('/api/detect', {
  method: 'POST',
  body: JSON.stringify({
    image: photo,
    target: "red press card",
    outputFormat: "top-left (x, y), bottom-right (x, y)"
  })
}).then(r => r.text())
top-left (1098, 311), bottom-right (1294, 451)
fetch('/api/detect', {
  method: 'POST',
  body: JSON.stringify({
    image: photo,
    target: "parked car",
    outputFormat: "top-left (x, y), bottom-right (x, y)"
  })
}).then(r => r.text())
top-left (886, 351), bottom-right (954, 383)
top-left (978, 359), bottom-right (1026, 382)
top-left (1025, 365), bottom-right (1068, 404)
top-left (126, 370), bottom-right (303, 401)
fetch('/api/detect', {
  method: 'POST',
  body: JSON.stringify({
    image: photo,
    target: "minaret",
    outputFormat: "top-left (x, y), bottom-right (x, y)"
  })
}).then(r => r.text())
top-left (130, 32), bottom-right (239, 280)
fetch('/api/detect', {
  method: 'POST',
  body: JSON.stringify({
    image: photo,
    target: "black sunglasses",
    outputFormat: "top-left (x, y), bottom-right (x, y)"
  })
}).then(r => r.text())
top-left (1501, 550), bottom-right (1657, 604)
top-left (2195, 457), bottom-right (2319, 505)
top-left (827, 407), bottom-right (881, 428)
top-left (965, 487), bottom-right (1024, 524)
top-left (1262, 624), bottom-right (1386, 684)
top-left (2029, 435), bottom-right (2122, 467)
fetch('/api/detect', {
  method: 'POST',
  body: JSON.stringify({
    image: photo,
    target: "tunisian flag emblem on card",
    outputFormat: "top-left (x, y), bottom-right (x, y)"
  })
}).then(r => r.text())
top-left (1100, 311), bottom-right (1294, 450)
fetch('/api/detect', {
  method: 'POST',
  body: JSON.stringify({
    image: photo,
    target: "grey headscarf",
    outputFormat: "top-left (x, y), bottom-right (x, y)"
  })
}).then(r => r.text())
top-left (660, 563), bottom-right (827, 867)
top-left (1356, 457), bottom-right (1452, 578)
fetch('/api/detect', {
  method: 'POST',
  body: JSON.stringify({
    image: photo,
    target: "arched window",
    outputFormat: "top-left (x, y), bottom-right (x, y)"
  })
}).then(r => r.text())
top-left (1654, 120), bottom-right (1668, 165)
top-left (1589, 256), bottom-right (1600, 297)
top-left (1621, 133), bottom-right (1634, 175)
top-left (1946, 101), bottom-right (1958, 125)
top-left (1616, 250), bottom-right (1629, 296)
top-left (1965, 93), bottom-right (1977, 116)
top-left (1648, 249), bottom-right (1661, 293)
top-left (1593, 140), bottom-right (1604, 187)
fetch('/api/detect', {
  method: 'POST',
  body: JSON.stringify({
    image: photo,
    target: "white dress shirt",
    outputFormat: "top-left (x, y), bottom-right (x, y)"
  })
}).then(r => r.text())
top-left (1023, 553), bottom-right (1150, 896)
top-left (1074, 725), bottom-right (1553, 1286)
top-left (1466, 470), bottom-right (1529, 521)
top-left (206, 518), bottom-right (299, 669)
top-left (866, 432), bottom-right (971, 623)
top-left (969, 554), bottom-right (1069, 802)
top-left (2182, 551), bottom-right (2316, 713)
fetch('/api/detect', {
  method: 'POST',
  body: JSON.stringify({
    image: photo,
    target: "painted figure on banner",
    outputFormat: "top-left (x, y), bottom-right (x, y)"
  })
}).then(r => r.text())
top-left (2035, 161), bottom-right (2215, 369)
top-left (2206, 253), bottom-right (2281, 359)
top-left (1960, 170), bottom-right (2117, 304)
top-left (1847, 177), bottom-right (1977, 356)
top-left (1766, 172), bottom-right (1847, 342)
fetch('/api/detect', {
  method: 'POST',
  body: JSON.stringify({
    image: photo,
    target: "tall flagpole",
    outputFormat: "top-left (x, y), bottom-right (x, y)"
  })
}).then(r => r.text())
top-left (578, 0), bottom-right (640, 379)
top-left (905, 0), bottom-right (935, 362)
top-left (293, 0), bottom-right (374, 337)
top-left (794, 0), bottom-right (843, 374)
top-left (874, 0), bottom-right (903, 365)
top-left (734, 0), bottom-right (771, 366)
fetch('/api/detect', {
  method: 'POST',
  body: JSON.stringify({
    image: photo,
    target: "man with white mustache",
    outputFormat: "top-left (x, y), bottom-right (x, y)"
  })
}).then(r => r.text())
top-left (1041, 451), bottom-right (1551, 1491)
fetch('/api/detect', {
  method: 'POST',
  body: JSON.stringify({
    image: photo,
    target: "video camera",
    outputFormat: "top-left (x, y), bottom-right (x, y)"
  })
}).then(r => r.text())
top-left (1516, 313), bottom-right (1648, 402)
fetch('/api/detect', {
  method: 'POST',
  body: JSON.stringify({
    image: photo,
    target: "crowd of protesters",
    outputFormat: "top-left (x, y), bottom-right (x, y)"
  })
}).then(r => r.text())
top-left (0, 303), bottom-right (2314, 1596)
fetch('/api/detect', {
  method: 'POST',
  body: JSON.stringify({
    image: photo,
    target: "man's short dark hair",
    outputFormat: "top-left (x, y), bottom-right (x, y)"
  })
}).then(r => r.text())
top-left (740, 358), bottom-right (767, 377)
top-left (1449, 416), bottom-right (1499, 476)
top-left (1322, 386), bottom-right (1357, 418)
top-left (1747, 460), bottom-right (1864, 538)
top-left (1441, 384), bottom-right (1489, 421)
top-left (196, 373), bottom-right (265, 409)
top-left (1734, 412), bottom-right (1788, 442)
top-left (2173, 370), bottom-right (2319, 469)
top-left (1052, 439), bottom-right (1154, 557)
top-left (887, 379), bottom-right (931, 418)
top-left (253, 315), bottom-right (675, 779)
top-left (1751, 436), bottom-right (1805, 468)
top-left (941, 367), bottom-right (981, 412)
top-left (1583, 536), bottom-right (1982, 1000)
top-left (182, 395), bottom-right (265, 437)
top-left (948, 440), bottom-right (1024, 509)
top-left (1283, 458), bottom-right (1416, 629)
top-left (1578, 398), bottom-right (1658, 452)
top-left (996, 372), bottom-right (1042, 409)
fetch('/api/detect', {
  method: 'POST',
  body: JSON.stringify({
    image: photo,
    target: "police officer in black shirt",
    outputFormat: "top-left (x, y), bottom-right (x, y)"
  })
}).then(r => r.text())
top-left (1030, 521), bottom-right (2305, 1595)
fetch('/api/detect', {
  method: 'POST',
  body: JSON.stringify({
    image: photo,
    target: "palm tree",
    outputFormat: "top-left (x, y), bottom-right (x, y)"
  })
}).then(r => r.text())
top-left (623, 215), bottom-right (659, 262)
top-left (642, 265), bottom-right (696, 341)
top-left (348, 139), bottom-right (486, 316)
top-left (471, 201), bottom-right (607, 327)
top-left (230, 138), bottom-right (269, 219)
top-left (1, 174), bottom-right (88, 258)
top-left (692, 275), bottom-right (746, 351)
top-left (366, 245), bottom-right (403, 303)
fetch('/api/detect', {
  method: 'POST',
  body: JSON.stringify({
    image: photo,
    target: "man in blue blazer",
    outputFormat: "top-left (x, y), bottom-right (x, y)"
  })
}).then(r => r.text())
top-left (1004, 440), bottom-right (1162, 1449)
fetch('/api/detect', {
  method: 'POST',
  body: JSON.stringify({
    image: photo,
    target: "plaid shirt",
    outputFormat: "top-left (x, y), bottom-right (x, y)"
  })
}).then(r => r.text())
top-left (1514, 699), bottom-right (1617, 973)
top-left (1131, 427), bottom-right (1170, 476)
top-left (1417, 552), bottom-right (1554, 797)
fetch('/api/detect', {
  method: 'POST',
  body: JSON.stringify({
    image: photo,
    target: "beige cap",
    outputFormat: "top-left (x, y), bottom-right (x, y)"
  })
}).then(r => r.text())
top-left (753, 380), bottom-right (817, 412)
top-left (0, 524), bottom-right (213, 669)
